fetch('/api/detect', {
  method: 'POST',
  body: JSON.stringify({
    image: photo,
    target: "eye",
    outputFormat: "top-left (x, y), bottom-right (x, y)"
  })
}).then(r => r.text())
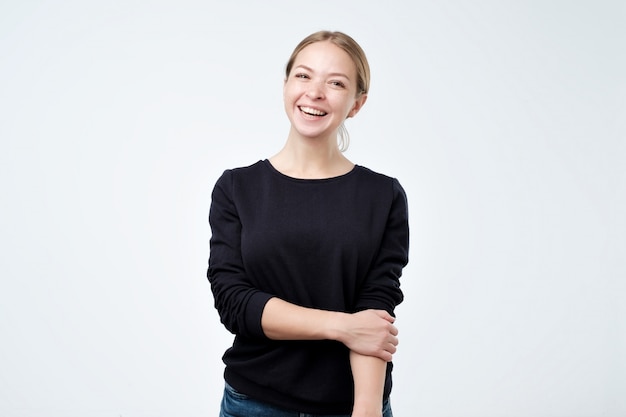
top-left (294, 73), bottom-right (310, 79)
top-left (330, 80), bottom-right (346, 88)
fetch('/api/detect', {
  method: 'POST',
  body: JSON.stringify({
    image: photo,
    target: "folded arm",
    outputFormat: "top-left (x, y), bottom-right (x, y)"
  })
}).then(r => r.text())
top-left (261, 297), bottom-right (398, 361)
top-left (349, 178), bottom-right (410, 416)
top-left (350, 351), bottom-right (387, 417)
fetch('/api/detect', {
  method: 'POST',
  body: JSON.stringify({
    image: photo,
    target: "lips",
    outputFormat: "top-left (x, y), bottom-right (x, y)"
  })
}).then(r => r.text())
top-left (299, 106), bottom-right (327, 117)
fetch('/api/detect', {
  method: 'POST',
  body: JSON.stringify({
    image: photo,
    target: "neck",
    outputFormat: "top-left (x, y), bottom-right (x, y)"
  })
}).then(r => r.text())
top-left (269, 128), bottom-right (354, 179)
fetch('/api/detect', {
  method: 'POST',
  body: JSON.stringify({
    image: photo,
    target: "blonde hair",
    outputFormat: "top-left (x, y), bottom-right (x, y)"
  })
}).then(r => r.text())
top-left (285, 31), bottom-right (370, 152)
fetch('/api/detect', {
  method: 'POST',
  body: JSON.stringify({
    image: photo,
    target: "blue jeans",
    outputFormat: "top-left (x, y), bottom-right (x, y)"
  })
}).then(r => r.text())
top-left (219, 382), bottom-right (393, 417)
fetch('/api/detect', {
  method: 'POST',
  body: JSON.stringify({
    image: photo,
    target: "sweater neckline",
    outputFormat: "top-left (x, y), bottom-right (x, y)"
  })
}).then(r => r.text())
top-left (262, 159), bottom-right (359, 183)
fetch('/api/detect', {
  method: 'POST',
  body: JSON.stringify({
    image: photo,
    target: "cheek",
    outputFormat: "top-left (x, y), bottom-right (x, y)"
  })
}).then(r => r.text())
top-left (343, 98), bottom-right (358, 113)
top-left (283, 84), bottom-right (298, 103)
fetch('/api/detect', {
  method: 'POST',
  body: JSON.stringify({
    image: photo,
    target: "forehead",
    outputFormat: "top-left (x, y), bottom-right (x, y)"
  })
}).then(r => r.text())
top-left (293, 41), bottom-right (356, 76)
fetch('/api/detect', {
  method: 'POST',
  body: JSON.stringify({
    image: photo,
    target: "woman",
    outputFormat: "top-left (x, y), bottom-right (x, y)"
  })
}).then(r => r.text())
top-left (208, 30), bottom-right (409, 417)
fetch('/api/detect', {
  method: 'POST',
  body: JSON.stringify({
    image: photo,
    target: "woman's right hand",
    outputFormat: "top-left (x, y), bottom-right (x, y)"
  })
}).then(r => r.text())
top-left (336, 309), bottom-right (398, 362)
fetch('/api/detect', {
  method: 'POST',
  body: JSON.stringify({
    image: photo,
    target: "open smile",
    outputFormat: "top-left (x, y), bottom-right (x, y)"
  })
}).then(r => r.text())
top-left (298, 106), bottom-right (327, 117)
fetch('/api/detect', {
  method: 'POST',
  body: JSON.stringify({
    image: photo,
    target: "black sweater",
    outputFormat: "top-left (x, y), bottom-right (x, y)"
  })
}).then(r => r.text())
top-left (207, 159), bottom-right (409, 414)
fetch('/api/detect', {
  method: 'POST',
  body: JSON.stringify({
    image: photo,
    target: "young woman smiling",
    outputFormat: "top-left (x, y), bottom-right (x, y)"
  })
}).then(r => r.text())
top-left (208, 30), bottom-right (409, 417)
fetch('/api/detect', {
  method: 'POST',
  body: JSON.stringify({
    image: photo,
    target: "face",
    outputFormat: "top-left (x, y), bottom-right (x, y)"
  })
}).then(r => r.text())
top-left (283, 41), bottom-right (367, 141)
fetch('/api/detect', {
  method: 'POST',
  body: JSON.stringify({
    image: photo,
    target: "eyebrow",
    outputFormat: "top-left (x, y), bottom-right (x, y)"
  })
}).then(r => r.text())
top-left (294, 65), bottom-right (351, 80)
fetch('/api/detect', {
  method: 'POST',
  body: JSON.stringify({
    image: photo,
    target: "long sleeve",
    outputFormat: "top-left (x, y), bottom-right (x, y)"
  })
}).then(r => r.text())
top-left (207, 169), bottom-right (273, 338)
top-left (354, 178), bottom-right (409, 315)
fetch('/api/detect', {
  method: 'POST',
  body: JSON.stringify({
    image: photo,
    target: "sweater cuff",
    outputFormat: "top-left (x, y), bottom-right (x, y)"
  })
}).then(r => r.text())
top-left (244, 291), bottom-right (274, 339)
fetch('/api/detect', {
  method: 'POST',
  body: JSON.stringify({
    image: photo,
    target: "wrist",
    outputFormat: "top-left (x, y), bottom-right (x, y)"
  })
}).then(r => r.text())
top-left (324, 311), bottom-right (349, 342)
top-left (352, 401), bottom-right (383, 417)
top-left (354, 396), bottom-right (383, 409)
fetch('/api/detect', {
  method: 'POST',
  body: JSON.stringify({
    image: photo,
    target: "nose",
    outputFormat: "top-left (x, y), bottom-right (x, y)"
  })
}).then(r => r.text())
top-left (306, 80), bottom-right (325, 100)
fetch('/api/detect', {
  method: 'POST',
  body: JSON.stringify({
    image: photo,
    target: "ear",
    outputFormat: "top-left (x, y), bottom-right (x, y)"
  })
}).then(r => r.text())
top-left (347, 93), bottom-right (368, 118)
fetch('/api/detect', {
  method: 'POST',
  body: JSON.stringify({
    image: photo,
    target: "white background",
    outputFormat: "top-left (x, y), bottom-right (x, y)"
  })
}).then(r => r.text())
top-left (1, 1), bottom-right (625, 416)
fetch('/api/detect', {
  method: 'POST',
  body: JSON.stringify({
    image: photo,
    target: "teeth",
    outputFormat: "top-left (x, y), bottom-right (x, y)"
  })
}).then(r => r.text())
top-left (300, 106), bottom-right (327, 116)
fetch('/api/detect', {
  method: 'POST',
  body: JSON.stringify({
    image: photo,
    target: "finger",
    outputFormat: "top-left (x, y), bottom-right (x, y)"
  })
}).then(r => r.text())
top-left (375, 310), bottom-right (395, 323)
top-left (377, 350), bottom-right (393, 362)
